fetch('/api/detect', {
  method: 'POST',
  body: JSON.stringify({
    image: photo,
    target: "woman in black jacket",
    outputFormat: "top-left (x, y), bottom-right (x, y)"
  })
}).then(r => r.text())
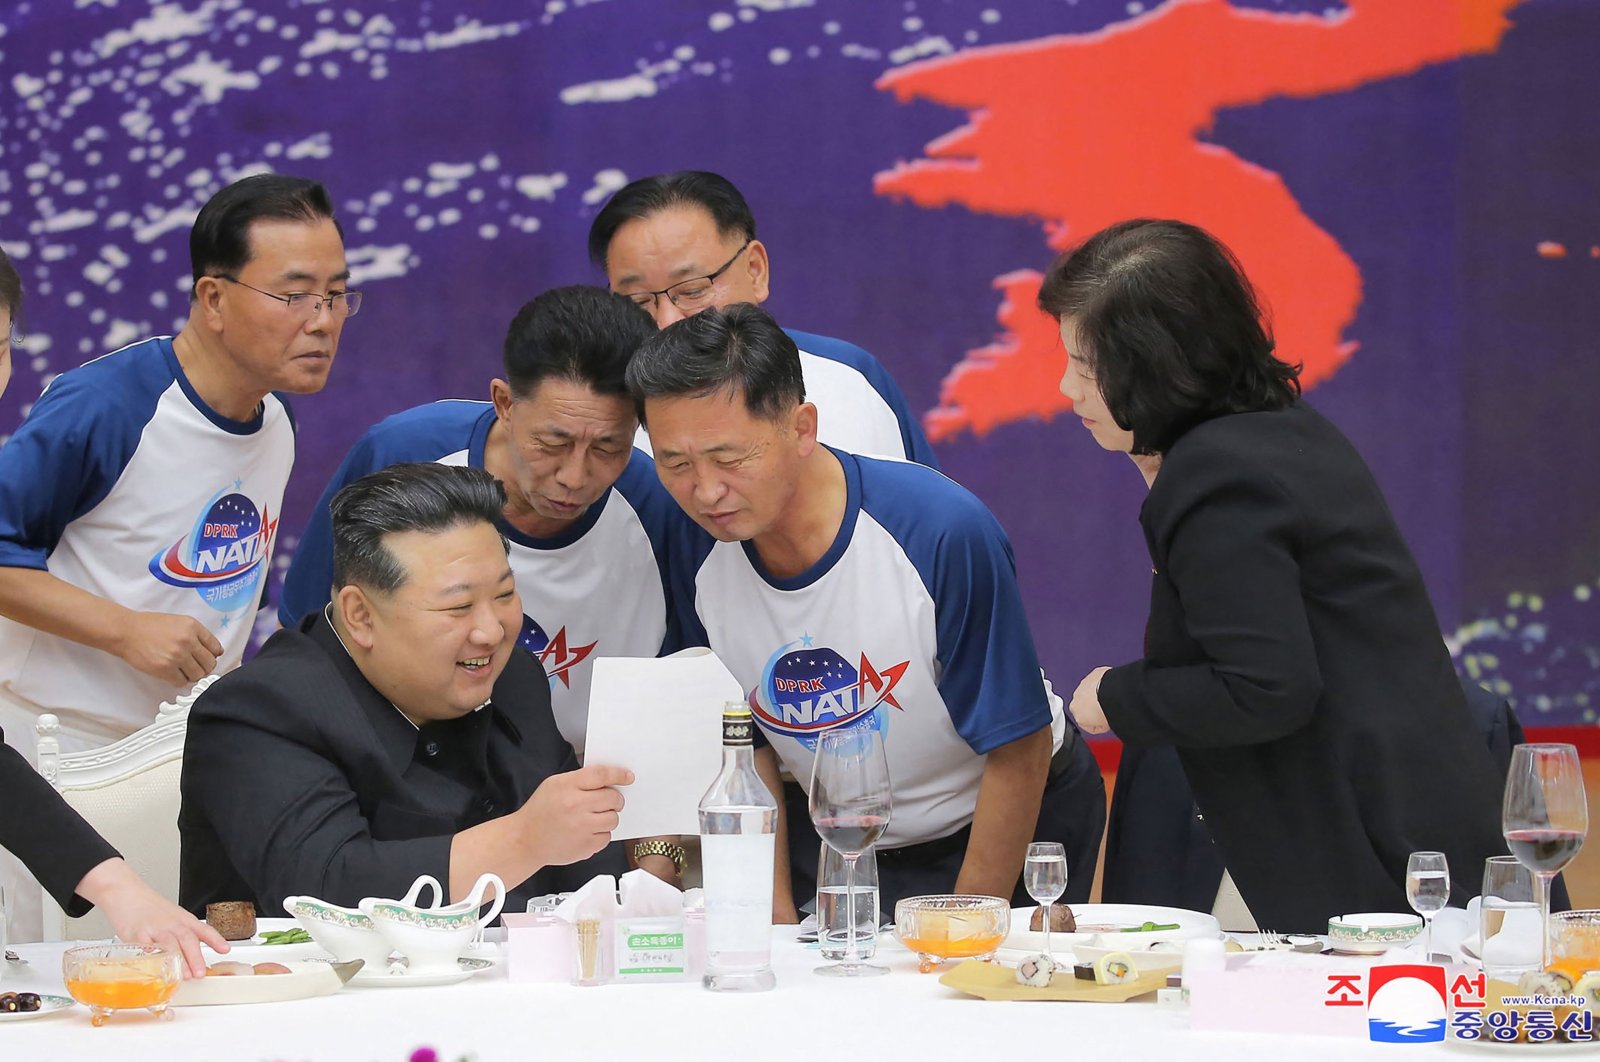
top-left (1043, 219), bottom-right (1507, 932)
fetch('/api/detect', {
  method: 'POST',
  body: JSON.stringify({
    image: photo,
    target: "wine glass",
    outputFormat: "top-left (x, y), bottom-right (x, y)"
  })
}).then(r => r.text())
top-left (1025, 842), bottom-right (1068, 960)
top-left (1404, 851), bottom-right (1449, 962)
top-left (809, 725), bottom-right (892, 978)
top-left (1502, 743), bottom-right (1588, 969)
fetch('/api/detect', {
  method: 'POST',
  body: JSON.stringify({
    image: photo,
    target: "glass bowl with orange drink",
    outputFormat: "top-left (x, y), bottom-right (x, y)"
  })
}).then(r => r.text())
top-left (62, 944), bottom-right (181, 1026)
top-left (893, 895), bottom-right (1010, 973)
top-left (1550, 909), bottom-right (1600, 987)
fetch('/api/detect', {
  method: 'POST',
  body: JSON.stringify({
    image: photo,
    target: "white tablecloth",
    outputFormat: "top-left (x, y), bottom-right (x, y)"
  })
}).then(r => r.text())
top-left (0, 929), bottom-right (1473, 1061)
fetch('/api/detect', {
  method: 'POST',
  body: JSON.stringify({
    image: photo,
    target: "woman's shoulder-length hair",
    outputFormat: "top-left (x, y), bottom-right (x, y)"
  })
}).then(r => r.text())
top-left (1037, 218), bottom-right (1302, 455)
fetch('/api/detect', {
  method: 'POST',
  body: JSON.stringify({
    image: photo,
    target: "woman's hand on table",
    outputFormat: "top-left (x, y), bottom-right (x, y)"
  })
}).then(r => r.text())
top-left (75, 857), bottom-right (229, 979)
top-left (1068, 667), bottom-right (1113, 735)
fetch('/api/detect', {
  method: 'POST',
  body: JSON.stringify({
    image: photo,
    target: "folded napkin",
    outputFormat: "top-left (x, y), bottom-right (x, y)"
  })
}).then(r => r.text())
top-left (555, 870), bottom-right (696, 923)
top-left (555, 875), bottom-right (618, 922)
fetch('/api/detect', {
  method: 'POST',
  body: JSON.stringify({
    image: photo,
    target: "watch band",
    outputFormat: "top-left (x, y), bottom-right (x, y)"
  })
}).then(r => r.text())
top-left (631, 840), bottom-right (688, 875)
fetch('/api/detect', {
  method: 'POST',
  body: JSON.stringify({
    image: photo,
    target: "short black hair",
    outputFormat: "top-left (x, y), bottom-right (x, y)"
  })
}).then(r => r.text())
top-left (503, 285), bottom-right (657, 400)
top-left (190, 173), bottom-right (341, 288)
top-left (1038, 218), bottom-right (1300, 454)
top-left (330, 463), bottom-right (507, 595)
top-left (587, 171), bottom-right (756, 271)
top-left (625, 302), bottom-right (803, 425)
top-left (0, 244), bottom-right (20, 328)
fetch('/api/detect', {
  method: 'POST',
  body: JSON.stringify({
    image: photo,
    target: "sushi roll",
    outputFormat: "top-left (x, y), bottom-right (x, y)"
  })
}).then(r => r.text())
top-left (1015, 953), bottom-right (1057, 987)
top-left (1093, 951), bottom-right (1137, 985)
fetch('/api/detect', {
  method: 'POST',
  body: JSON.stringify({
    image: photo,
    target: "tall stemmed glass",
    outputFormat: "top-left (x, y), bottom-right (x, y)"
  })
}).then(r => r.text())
top-left (1502, 743), bottom-right (1588, 970)
top-left (809, 726), bottom-right (892, 978)
top-left (1025, 842), bottom-right (1068, 960)
top-left (1405, 852), bottom-right (1449, 962)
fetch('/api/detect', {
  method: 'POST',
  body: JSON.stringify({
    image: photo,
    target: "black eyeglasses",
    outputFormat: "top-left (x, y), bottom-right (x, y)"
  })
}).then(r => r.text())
top-left (621, 240), bottom-right (752, 312)
top-left (214, 275), bottom-right (363, 319)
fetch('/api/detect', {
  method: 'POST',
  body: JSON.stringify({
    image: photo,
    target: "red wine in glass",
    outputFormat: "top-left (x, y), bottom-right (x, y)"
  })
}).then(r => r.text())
top-left (1504, 829), bottom-right (1585, 875)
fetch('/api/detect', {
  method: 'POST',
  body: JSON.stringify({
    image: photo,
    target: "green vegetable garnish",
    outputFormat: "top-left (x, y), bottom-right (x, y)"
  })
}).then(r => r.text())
top-left (260, 929), bottom-right (312, 945)
top-left (1121, 921), bottom-right (1181, 933)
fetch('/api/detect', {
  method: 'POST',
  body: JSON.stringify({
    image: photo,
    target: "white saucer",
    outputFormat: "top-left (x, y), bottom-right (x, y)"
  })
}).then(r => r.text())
top-left (0, 995), bottom-right (75, 1021)
top-left (344, 956), bottom-right (494, 988)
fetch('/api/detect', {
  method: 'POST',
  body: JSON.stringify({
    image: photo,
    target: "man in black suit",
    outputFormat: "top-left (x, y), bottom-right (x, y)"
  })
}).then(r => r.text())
top-left (179, 463), bottom-right (633, 915)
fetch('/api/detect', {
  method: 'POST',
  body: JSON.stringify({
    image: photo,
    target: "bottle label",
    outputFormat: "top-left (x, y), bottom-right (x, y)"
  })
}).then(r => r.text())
top-left (701, 833), bottom-right (775, 959)
top-left (721, 711), bottom-right (755, 746)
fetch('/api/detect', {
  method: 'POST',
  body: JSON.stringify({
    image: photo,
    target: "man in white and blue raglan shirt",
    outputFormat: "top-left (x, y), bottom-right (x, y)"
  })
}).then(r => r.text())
top-left (0, 173), bottom-right (353, 940)
top-left (628, 303), bottom-right (1107, 913)
top-left (588, 169), bottom-right (940, 469)
top-left (277, 286), bottom-right (695, 887)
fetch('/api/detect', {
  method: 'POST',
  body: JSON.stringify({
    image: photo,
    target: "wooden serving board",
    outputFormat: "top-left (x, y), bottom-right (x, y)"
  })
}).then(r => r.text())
top-left (938, 960), bottom-right (1168, 1002)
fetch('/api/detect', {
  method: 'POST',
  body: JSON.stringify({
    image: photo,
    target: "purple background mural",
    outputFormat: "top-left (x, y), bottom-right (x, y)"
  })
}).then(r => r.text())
top-left (2, 0), bottom-right (1595, 727)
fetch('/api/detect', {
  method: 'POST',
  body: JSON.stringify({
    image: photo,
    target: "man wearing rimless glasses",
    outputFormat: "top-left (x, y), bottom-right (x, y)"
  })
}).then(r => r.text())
top-left (0, 173), bottom-right (355, 775)
top-left (589, 170), bottom-right (939, 468)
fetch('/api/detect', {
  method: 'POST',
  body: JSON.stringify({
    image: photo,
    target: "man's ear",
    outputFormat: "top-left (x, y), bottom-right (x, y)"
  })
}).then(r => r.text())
top-left (490, 378), bottom-right (515, 421)
top-left (745, 239), bottom-right (771, 303)
top-left (793, 401), bottom-right (819, 458)
top-left (192, 276), bottom-right (227, 333)
top-left (335, 584), bottom-right (378, 650)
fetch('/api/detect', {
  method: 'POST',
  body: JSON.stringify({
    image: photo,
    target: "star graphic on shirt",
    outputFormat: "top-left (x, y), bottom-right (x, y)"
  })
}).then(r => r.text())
top-left (800, 633), bottom-right (814, 648)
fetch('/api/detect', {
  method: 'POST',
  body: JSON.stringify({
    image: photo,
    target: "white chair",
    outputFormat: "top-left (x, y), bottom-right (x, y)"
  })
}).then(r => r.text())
top-left (33, 676), bottom-right (218, 941)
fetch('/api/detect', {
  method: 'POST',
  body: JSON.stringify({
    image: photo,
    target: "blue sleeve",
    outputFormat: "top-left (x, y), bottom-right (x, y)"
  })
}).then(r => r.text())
top-left (0, 370), bottom-right (151, 570)
top-left (864, 462), bottom-right (1049, 754)
top-left (786, 329), bottom-right (940, 471)
top-left (277, 441), bottom-right (374, 627)
top-left (615, 450), bottom-right (714, 654)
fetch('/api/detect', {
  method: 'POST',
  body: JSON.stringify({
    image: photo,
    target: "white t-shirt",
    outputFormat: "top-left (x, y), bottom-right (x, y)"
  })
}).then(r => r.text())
top-left (682, 449), bottom-right (1064, 848)
top-left (0, 336), bottom-right (296, 738)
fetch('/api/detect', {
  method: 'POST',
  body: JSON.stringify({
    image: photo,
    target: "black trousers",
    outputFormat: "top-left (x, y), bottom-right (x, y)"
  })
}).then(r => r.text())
top-left (785, 729), bottom-right (1106, 915)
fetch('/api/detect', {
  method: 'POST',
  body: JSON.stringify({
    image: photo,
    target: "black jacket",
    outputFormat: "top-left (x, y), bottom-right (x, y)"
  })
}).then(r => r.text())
top-left (1098, 402), bottom-right (1507, 932)
top-left (0, 731), bottom-right (118, 916)
top-left (179, 613), bottom-right (622, 916)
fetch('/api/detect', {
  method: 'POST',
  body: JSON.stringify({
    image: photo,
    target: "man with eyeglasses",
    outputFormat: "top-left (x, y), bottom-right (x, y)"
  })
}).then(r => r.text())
top-left (0, 173), bottom-right (354, 765)
top-left (588, 171), bottom-right (939, 467)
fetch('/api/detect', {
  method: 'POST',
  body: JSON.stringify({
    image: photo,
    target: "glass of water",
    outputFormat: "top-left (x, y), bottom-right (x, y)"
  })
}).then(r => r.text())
top-left (817, 843), bottom-right (878, 962)
top-left (1405, 851), bottom-right (1450, 961)
top-left (1025, 842), bottom-right (1068, 959)
top-left (1479, 855), bottom-right (1540, 981)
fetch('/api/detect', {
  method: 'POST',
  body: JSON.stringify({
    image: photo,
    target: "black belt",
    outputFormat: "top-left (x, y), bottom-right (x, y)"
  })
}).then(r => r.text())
top-left (877, 725), bottom-right (1082, 866)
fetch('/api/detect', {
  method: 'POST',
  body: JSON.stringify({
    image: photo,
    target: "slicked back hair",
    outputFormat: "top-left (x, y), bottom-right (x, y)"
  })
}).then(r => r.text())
top-left (587, 171), bottom-right (756, 271)
top-left (331, 463), bottom-right (508, 596)
top-left (503, 285), bottom-right (657, 400)
top-left (1038, 218), bottom-right (1301, 455)
top-left (190, 173), bottom-right (341, 289)
top-left (625, 302), bottom-right (804, 426)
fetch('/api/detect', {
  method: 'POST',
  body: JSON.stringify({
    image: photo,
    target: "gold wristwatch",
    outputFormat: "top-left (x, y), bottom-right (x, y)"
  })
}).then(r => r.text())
top-left (631, 840), bottom-right (688, 875)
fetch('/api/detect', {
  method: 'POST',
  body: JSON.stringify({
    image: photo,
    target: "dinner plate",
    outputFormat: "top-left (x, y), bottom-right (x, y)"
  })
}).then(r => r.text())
top-left (0, 995), bottom-right (75, 1021)
top-left (1004, 903), bottom-right (1222, 954)
top-left (343, 956), bottom-right (494, 988)
top-left (171, 959), bottom-right (357, 1007)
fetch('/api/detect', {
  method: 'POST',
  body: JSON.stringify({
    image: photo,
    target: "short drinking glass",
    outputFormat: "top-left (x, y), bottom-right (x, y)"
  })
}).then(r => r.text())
top-left (818, 842), bottom-right (879, 961)
top-left (1479, 855), bottom-right (1540, 981)
top-left (1405, 851), bottom-right (1449, 961)
top-left (1025, 842), bottom-right (1068, 960)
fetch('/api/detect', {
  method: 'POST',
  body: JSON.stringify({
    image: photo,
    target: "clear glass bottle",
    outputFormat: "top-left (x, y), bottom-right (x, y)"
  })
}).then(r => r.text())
top-left (698, 702), bottom-right (777, 992)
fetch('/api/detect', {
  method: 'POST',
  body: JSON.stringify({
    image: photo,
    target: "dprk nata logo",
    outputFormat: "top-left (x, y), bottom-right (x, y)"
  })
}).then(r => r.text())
top-left (749, 634), bottom-right (909, 749)
top-left (148, 485), bottom-right (277, 615)
top-left (518, 614), bottom-right (597, 689)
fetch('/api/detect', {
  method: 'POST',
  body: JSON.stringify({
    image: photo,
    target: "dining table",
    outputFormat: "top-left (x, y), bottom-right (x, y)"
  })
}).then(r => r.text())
top-left (0, 926), bottom-right (1522, 1061)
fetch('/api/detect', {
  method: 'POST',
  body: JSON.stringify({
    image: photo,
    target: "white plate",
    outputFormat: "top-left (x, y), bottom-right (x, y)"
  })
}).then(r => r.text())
top-left (0, 995), bottom-right (75, 1021)
top-left (1004, 903), bottom-right (1221, 954)
top-left (171, 959), bottom-right (350, 1007)
top-left (343, 956), bottom-right (494, 988)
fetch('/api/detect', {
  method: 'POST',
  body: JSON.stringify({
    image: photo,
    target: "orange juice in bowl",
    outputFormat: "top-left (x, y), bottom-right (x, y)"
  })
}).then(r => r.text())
top-left (63, 944), bottom-right (180, 1026)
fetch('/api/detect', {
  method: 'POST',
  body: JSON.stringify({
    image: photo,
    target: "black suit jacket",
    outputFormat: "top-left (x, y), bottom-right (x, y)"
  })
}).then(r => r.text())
top-left (179, 614), bottom-right (623, 916)
top-left (1098, 402), bottom-right (1507, 932)
top-left (0, 728), bottom-right (117, 915)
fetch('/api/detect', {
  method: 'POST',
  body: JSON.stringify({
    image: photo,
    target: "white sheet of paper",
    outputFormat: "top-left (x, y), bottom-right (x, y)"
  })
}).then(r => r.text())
top-left (583, 648), bottom-right (742, 839)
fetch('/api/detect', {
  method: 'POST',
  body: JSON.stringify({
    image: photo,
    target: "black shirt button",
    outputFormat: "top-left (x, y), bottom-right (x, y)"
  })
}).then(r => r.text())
top-left (423, 741), bottom-right (440, 757)
top-left (480, 797), bottom-right (496, 814)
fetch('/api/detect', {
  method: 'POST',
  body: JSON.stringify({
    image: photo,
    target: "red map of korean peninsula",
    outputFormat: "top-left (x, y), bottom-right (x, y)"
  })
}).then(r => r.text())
top-left (875, 0), bottom-right (1526, 441)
